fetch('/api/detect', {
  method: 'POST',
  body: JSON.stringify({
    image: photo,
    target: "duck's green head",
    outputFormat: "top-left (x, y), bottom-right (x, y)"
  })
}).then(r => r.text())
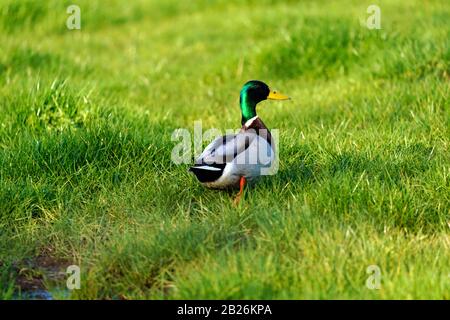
top-left (239, 80), bottom-right (289, 125)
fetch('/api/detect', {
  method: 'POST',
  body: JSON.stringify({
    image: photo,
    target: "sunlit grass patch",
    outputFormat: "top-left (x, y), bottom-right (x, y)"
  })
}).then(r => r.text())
top-left (0, 0), bottom-right (448, 299)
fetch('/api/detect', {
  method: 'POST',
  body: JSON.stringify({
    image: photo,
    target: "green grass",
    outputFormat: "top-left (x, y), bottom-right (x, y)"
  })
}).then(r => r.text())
top-left (0, 0), bottom-right (449, 299)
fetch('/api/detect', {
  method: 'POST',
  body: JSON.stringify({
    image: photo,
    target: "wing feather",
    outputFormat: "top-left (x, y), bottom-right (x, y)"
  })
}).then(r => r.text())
top-left (195, 132), bottom-right (257, 165)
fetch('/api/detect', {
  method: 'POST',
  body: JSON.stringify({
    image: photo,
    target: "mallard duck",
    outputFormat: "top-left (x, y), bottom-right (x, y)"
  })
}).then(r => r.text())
top-left (189, 80), bottom-right (290, 204)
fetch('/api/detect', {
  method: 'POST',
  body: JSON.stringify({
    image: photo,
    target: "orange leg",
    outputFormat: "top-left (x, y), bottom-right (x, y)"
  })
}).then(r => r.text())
top-left (233, 177), bottom-right (246, 206)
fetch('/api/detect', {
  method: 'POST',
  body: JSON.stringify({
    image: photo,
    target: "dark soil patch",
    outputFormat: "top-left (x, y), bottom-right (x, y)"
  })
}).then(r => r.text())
top-left (13, 248), bottom-right (73, 299)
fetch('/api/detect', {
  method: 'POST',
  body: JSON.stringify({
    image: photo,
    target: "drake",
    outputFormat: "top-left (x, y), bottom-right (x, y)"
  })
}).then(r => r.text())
top-left (189, 80), bottom-right (290, 204)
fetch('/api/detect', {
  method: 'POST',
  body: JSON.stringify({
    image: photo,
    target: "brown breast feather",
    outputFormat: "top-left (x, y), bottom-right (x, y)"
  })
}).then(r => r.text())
top-left (241, 117), bottom-right (272, 146)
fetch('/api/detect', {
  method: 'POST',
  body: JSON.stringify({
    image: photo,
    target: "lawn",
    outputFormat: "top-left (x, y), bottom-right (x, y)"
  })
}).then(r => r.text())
top-left (0, 0), bottom-right (449, 299)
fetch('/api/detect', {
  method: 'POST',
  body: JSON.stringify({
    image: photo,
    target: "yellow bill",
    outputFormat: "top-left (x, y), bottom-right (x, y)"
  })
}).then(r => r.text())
top-left (267, 90), bottom-right (290, 100)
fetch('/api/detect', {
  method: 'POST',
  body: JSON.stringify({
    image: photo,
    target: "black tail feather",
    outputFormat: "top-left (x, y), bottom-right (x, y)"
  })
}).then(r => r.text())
top-left (189, 164), bottom-right (225, 183)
